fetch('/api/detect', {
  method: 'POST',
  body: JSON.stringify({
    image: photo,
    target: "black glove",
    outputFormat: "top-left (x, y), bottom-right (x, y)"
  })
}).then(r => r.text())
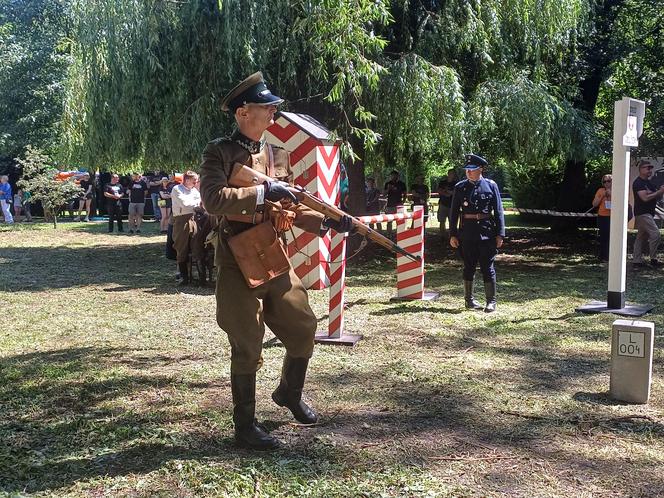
top-left (323, 215), bottom-right (355, 233)
top-left (264, 181), bottom-right (298, 204)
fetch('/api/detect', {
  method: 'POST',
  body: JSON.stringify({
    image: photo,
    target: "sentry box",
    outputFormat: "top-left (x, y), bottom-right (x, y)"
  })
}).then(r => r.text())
top-left (610, 319), bottom-right (654, 404)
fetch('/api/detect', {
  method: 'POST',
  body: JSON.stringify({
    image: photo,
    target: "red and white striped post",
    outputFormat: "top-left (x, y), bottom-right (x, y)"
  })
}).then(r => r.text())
top-left (393, 205), bottom-right (427, 300)
top-left (314, 231), bottom-right (362, 345)
top-left (316, 206), bottom-right (438, 346)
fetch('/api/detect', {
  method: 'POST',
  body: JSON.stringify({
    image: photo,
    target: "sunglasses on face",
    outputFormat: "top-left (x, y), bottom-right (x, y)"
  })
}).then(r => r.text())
top-left (603, 180), bottom-right (612, 184)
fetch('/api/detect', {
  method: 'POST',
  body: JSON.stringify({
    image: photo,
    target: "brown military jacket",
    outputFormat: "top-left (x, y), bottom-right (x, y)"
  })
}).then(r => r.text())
top-left (200, 131), bottom-right (324, 265)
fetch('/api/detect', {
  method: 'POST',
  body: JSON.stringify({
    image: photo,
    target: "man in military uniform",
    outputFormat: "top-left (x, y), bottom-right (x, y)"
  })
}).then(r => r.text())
top-left (449, 154), bottom-right (505, 312)
top-left (200, 72), bottom-right (353, 450)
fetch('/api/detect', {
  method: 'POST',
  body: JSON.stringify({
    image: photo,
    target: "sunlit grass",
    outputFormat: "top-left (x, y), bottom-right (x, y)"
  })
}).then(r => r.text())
top-left (1, 220), bottom-right (663, 496)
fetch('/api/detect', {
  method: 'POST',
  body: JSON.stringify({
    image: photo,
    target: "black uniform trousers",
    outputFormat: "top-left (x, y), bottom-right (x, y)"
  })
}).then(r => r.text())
top-left (106, 202), bottom-right (123, 232)
top-left (461, 237), bottom-right (497, 282)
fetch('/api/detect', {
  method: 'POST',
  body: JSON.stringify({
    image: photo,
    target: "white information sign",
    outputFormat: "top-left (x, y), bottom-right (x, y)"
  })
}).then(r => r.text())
top-left (617, 330), bottom-right (645, 357)
top-left (623, 115), bottom-right (639, 147)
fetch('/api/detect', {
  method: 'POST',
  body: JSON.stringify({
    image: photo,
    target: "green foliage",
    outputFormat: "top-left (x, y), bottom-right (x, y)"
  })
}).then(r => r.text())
top-left (468, 72), bottom-right (599, 168)
top-left (16, 146), bottom-right (83, 228)
top-left (293, 0), bottom-right (391, 158)
top-left (503, 159), bottom-right (563, 209)
top-left (366, 54), bottom-right (466, 184)
top-left (4, 0), bottom-right (664, 211)
top-left (61, 0), bottom-right (391, 171)
top-left (0, 0), bottom-right (70, 163)
top-left (594, 1), bottom-right (664, 156)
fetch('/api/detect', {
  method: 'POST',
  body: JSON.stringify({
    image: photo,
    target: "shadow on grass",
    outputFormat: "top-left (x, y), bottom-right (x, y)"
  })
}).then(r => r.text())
top-left (0, 347), bottom-right (232, 493)
top-left (0, 242), bottom-right (174, 291)
top-left (1, 345), bottom-right (663, 495)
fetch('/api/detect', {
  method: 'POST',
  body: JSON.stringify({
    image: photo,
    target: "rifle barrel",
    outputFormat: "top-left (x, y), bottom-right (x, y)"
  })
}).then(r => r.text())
top-left (292, 187), bottom-right (421, 263)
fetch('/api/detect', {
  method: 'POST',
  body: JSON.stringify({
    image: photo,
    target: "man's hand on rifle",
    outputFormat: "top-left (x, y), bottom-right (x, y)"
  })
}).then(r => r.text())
top-left (264, 181), bottom-right (298, 204)
top-left (323, 215), bottom-right (355, 234)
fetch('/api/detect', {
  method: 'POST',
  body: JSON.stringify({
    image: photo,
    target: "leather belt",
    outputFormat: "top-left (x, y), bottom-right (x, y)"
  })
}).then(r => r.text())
top-left (225, 212), bottom-right (264, 224)
top-left (463, 213), bottom-right (490, 220)
top-left (220, 217), bottom-right (259, 239)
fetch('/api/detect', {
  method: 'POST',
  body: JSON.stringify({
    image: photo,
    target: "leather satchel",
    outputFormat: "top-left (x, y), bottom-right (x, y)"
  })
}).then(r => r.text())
top-left (227, 221), bottom-right (291, 288)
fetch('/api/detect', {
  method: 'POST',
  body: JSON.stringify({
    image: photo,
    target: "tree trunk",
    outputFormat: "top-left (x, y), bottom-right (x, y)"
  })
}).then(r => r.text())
top-left (551, 159), bottom-right (587, 232)
top-left (347, 157), bottom-right (366, 216)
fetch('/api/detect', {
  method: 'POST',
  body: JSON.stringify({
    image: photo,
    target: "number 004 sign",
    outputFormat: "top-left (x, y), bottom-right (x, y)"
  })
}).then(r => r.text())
top-left (617, 331), bottom-right (645, 358)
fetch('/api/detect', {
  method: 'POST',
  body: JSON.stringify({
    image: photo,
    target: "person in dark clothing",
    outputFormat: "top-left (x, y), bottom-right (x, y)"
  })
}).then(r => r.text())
top-left (384, 170), bottom-right (407, 233)
top-left (103, 174), bottom-right (126, 233)
top-left (127, 173), bottom-right (148, 234)
top-left (75, 172), bottom-right (94, 222)
top-left (410, 175), bottom-right (430, 223)
top-left (631, 159), bottom-right (664, 267)
top-left (147, 169), bottom-right (167, 222)
top-left (449, 154), bottom-right (505, 312)
top-left (437, 169), bottom-right (458, 242)
top-left (365, 177), bottom-right (381, 230)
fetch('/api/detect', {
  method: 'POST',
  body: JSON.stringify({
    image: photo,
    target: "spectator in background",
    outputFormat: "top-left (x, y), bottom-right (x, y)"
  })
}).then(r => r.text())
top-left (592, 174), bottom-right (612, 262)
top-left (437, 169), bottom-right (458, 243)
top-left (632, 160), bottom-right (664, 267)
top-left (158, 176), bottom-right (172, 234)
top-left (104, 174), bottom-right (125, 233)
top-left (171, 170), bottom-right (201, 285)
top-left (12, 188), bottom-right (23, 222)
top-left (384, 170), bottom-right (407, 234)
top-left (74, 172), bottom-right (93, 222)
top-left (127, 172), bottom-right (148, 234)
top-left (147, 169), bottom-right (166, 223)
top-left (365, 177), bottom-right (381, 230)
top-left (19, 189), bottom-right (32, 222)
top-left (0, 175), bottom-right (13, 224)
top-left (410, 175), bottom-right (430, 223)
top-left (339, 163), bottom-right (349, 210)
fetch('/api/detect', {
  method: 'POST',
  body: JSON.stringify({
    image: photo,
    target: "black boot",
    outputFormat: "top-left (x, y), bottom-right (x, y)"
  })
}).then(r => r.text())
top-left (231, 373), bottom-right (281, 450)
top-left (463, 280), bottom-right (483, 310)
top-left (271, 356), bottom-right (318, 424)
top-left (484, 280), bottom-right (497, 313)
top-left (177, 262), bottom-right (190, 286)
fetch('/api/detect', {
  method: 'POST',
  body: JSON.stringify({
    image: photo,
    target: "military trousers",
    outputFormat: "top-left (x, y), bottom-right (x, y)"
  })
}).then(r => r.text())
top-left (215, 240), bottom-right (317, 375)
top-left (461, 237), bottom-right (497, 282)
top-left (172, 214), bottom-right (198, 263)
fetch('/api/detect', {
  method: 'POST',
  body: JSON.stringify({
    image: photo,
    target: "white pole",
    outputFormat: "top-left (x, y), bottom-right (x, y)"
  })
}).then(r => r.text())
top-left (607, 98), bottom-right (630, 309)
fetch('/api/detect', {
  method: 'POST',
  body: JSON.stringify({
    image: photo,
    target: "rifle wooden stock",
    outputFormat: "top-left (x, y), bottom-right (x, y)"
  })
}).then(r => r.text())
top-left (228, 164), bottom-right (422, 263)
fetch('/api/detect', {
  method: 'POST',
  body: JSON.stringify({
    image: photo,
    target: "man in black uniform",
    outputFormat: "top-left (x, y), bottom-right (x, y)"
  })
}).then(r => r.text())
top-left (449, 154), bottom-right (505, 312)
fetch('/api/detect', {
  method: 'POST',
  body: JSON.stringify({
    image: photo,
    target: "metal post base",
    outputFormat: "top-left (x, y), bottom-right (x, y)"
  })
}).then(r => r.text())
top-left (576, 300), bottom-right (654, 317)
top-left (390, 291), bottom-right (440, 302)
top-left (314, 332), bottom-right (363, 346)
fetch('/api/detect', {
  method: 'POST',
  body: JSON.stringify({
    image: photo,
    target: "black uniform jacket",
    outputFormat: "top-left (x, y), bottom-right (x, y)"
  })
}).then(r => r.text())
top-left (449, 177), bottom-right (505, 241)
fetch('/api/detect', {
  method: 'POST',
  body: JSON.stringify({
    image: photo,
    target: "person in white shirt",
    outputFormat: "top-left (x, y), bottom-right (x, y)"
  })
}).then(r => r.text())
top-left (171, 170), bottom-right (202, 285)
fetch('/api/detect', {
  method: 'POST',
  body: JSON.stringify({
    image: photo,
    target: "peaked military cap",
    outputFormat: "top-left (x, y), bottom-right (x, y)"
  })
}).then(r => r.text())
top-left (220, 71), bottom-right (284, 113)
top-left (464, 153), bottom-right (488, 170)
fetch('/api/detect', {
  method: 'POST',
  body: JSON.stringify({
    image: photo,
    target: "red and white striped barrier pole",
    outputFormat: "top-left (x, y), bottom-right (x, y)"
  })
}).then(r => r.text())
top-left (316, 206), bottom-right (437, 346)
top-left (315, 231), bottom-right (362, 346)
top-left (395, 205), bottom-right (425, 299)
top-left (357, 206), bottom-right (438, 302)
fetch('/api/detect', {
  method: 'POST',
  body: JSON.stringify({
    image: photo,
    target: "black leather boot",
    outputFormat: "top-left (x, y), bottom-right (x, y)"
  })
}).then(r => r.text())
top-left (463, 280), bottom-right (483, 310)
top-left (231, 373), bottom-right (281, 450)
top-left (484, 280), bottom-right (497, 313)
top-left (271, 356), bottom-right (318, 424)
top-left (177, 262), bottom-right (190, 286)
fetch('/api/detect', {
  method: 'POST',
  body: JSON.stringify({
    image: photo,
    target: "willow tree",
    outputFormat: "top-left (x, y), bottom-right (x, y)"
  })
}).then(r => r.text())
top-left (61, 0), bottom-right (390, 172)
top-left (361, 0), bottom-right (593, 203)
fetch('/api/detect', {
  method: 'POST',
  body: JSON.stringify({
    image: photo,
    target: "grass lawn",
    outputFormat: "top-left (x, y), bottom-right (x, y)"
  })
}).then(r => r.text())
top-left (1, 216), bottom-right (663, 497)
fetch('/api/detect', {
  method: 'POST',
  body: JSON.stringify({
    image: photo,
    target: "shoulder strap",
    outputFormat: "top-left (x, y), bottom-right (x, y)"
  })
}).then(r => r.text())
top-left (267, 144), bottom-right (275, 178)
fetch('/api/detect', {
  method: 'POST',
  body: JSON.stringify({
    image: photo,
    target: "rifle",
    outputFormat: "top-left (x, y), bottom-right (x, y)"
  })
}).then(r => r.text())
top-left (229, 164), bottom-right (422, 263)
